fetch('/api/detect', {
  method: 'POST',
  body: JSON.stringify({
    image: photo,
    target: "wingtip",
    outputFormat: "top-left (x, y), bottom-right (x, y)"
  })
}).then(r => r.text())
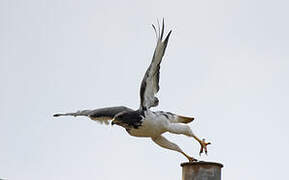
top-left (164, 30), bottom-right (172, 43)
top-left (152, 24), bottom-right (158, 39)
top-left (160, 18), bottom-right (165, 39)
top-left (53, 114), bottom-right (60, 117)
top-left (157, 18), bottom-right (160, 36)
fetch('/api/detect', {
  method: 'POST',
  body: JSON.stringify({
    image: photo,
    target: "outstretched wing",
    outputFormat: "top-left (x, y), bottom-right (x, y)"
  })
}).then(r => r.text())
top-left (53, 106), bottom-right (133, 125)
top-left (139, 19), bottom-right (172, 110)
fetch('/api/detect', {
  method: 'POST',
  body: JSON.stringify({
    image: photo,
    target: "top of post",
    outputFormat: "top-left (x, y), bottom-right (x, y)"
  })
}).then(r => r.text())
top-left (181, 161), bottom-right (224, 168)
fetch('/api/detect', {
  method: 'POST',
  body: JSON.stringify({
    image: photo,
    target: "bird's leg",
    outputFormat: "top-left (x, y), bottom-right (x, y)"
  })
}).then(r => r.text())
top-left (166, 123), bottom-right (211, 156)
top-left (151, 135), bottom-right (197, 162)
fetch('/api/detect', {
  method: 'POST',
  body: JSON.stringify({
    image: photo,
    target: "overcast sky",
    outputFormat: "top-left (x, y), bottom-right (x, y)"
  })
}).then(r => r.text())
top-left (1, 0), bottom-right (289, 179)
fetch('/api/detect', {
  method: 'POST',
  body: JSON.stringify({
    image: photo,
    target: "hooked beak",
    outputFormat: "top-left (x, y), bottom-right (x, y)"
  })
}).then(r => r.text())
top-left (111, 118), bottom-right (116, 126)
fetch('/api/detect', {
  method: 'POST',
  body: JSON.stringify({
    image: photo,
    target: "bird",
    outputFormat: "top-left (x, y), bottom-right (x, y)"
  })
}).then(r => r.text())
top-left (53, 20), bottom-right (210, 161)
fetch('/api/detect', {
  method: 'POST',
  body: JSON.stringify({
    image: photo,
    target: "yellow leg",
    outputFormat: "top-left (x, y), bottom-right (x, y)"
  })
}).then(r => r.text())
top-left (166, 123), bottom-right (211, 156)
top-left (152, 135), bottom-right (197, 162)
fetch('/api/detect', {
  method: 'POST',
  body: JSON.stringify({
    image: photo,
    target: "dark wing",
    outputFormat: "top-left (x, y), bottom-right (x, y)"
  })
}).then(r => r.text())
top-left (53, 106), bottom-right (133, 125)
top-left (139, 19), bottom-right (172, 110)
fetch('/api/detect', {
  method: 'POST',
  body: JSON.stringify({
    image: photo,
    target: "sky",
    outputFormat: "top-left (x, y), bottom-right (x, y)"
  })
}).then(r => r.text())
top-left (1, 0), bottom-right (289, 179)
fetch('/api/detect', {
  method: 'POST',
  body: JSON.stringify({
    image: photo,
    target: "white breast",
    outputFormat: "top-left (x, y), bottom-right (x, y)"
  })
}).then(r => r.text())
top-left (127, 110), bottom-right (168, 138)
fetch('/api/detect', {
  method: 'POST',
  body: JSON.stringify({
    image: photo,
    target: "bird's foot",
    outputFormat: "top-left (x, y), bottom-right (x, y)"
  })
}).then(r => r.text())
top-left (182, 152), bottom-right (198, 162)
top-left (187, 156), bottom-right (198, 162)
top-left (199, 138), bottom-right (211, 156)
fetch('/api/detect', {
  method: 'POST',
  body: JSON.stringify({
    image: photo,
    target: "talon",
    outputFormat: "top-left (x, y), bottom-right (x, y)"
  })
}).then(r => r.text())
top-left (199, 148), bottom-right (203, 156)
top-left (188, 156), bottom-right (198, 162)
top-left (199, 138), bottom-right (211, 156)
top-left (184, 153), bottom-right (197, 162)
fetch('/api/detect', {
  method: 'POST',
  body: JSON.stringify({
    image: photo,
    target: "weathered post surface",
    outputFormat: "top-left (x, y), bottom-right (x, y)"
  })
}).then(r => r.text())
top-left (181, 161), bottom-right (223, 180)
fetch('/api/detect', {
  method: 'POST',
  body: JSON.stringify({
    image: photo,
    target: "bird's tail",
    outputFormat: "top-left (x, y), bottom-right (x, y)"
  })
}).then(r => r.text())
top-left (176, 115), bottom-right (194, 124)
top-left (53, 110), bottom-right (91, 117)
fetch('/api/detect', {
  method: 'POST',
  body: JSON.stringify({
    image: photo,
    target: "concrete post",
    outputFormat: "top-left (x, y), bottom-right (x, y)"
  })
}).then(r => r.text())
top-left (181, 161), bottom-right (223, 180)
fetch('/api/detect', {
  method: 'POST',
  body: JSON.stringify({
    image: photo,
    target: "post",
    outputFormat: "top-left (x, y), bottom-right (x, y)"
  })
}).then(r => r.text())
top-left (181, 161), bottom-right (223, 180)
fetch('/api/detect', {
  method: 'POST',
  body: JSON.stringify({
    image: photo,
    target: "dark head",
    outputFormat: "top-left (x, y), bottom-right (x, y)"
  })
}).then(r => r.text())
top-left (111, 110), bottom-right (143, 129)
top-left (111, 111), bottom-right (126, 126)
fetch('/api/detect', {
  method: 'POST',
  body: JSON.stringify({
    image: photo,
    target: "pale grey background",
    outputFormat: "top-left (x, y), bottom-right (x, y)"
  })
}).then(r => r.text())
top-left (1, 0), bottom-right (289, 179)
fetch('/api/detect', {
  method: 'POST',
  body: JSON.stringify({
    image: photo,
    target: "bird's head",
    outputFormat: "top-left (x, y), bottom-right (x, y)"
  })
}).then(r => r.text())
top-left (111, 110), bottom-right (143, 129)
top-left (111, 111), bottom-right (127, 126)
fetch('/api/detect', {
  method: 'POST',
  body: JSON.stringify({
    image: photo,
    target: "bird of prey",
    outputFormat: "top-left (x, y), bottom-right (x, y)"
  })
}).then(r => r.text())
top-left (54, 20), bottom-right (210, 161)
